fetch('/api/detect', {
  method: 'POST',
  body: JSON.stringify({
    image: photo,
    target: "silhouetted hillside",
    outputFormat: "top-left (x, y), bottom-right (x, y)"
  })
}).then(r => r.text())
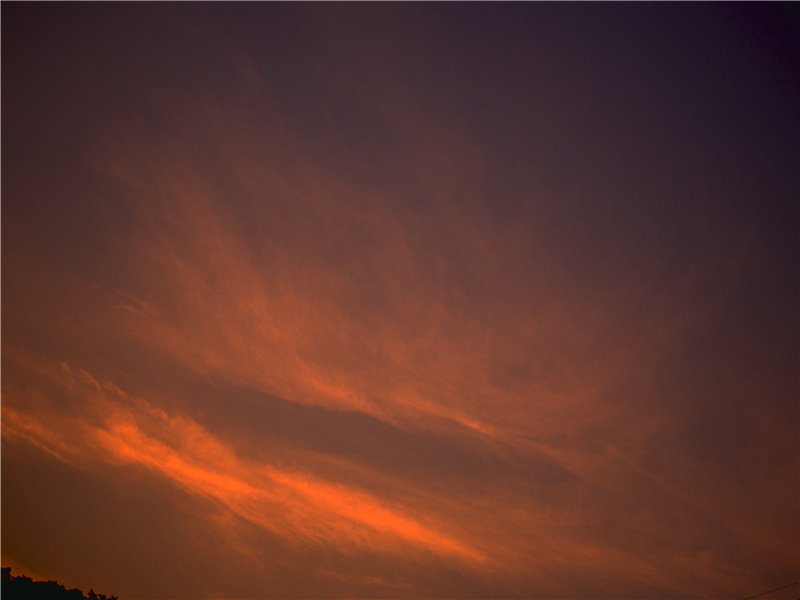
top-left (1, 567), bottom-right (118, 600)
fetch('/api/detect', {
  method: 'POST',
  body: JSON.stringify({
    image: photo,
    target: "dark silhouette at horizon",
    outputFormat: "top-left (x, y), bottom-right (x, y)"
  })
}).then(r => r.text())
top-left (1, 568), bottom-right (118, 600)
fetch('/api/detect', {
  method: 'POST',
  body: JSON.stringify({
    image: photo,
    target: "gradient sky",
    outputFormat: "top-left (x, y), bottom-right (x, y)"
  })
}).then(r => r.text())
top-left (2, 3), bottom-right (798, 599)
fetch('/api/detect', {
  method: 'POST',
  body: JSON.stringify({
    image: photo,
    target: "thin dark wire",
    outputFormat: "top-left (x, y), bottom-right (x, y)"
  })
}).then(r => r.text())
top-left (743, 580), bottom-right (800, 600)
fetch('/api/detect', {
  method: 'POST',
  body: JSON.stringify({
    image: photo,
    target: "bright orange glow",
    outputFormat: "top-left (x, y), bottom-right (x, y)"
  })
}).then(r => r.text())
top-left (2, 357), bottom-right (484, 565)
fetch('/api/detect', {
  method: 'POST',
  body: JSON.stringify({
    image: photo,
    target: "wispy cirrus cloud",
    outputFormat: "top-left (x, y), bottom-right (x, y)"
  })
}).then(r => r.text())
top-left (3, 4), bottom-right (796, 599)
top-left (1, 353), bottom-right (752, 599)
top-left (2, 355), bottom-right (485, 567)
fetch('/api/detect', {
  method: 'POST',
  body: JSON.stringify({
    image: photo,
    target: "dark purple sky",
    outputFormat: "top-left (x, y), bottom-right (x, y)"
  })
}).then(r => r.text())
top-left (3, 3), bottom-right (798, 599)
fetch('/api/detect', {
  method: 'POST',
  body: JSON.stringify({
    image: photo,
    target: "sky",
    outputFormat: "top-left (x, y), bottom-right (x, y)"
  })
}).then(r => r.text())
top-left (2, 3), bottom-right (798, 599)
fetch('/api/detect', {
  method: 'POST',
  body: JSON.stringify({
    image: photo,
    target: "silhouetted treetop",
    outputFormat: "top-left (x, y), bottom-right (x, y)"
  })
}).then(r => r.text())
top-left (1, 567), bottom-right (118, 600)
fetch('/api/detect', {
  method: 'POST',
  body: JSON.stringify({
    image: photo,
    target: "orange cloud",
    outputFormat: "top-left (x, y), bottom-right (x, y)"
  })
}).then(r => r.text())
top-left (3, 350), bottom-right (783, 599)
top-left (93, 97), bottom-right (695, 455)
top-left (2, 356), bottom-right (484, 566)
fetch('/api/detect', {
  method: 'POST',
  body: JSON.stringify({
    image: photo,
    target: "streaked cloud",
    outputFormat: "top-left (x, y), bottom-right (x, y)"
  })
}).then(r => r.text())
top-left (2, 356), bottom-right (486, 565)
top-left (3, 4), bottom-right (796, 599)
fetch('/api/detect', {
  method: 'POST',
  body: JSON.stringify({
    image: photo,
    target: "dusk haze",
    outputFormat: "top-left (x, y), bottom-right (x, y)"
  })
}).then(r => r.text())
top-left (2, 3), bottom-right (798, 599)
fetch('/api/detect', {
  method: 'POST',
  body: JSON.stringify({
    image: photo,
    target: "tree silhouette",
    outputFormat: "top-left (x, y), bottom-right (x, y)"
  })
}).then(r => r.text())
top-left (1, 567), bottom-right (118, 600)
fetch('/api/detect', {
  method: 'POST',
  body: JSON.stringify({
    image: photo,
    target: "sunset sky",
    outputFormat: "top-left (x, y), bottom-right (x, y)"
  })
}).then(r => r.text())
top-left (2, 3), bottom-right (798, 599)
